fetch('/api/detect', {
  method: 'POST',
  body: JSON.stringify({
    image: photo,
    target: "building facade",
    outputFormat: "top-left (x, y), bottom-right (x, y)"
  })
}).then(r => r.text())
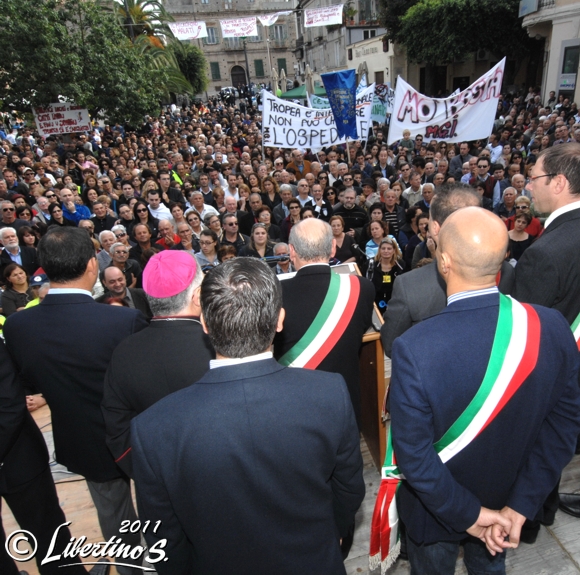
top-left (522, 0), bottom-right (580, 102)
top-left (165, 0), bottom-right (298, 96)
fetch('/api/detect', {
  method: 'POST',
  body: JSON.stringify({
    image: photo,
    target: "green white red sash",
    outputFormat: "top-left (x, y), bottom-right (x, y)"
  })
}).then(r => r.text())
top-left (278, 272), bottom-right (360, 369)
top-left (369, 294), bottom-right (541, 573)
top-left (571, 311), bottom-right (580, 351)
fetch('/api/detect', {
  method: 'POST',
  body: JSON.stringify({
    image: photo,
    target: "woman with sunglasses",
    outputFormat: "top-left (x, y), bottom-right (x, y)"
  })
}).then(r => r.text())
top-left (280, 198), bottom-right (302, 243)
top-left (132, 200), bottom-right (160, 240)
top-left (47, 203), bottom-right (75, 227)
top-left (317, 172), bottom-right (329, 187)
top-left (185, 209), bottom-right (204, 240)
top-left (16, 206), bottom-right (33, 222)
top-left (111, 224), bottom-right (133, 249)
top-left (323, 186), bottom-right (337, 207)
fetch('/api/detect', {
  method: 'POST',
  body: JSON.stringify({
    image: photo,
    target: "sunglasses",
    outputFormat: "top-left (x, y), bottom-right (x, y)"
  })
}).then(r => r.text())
top-left (115, 232), bottom-right (127, 238)
top-left (136, 208), bottom-right (148, 213)
top-left (515, 205), bottom-right (529, 210)
top-left (45, 194), bottom-right (56, 198)
top-left (3, 207), bottom-right (15, 212)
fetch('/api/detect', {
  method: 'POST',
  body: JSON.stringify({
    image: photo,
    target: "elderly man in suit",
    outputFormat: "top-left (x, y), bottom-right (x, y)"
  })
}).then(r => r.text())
top-left (102, 250), bottom-right (213, 477)
top-left (513, 143), bottom-right (580, 521)
top-left (0, 341), bottom-right (107, 575)
top-left (375, 207), bottom-right (580, 575)
top-left (0, 227), bottom-right (39, 281)
top-left (381, 184), bottom-right (515, 358)
top-left (131, 258), bottom-right (364, 575)
top-left (4, 227), bottom-right (148, 575)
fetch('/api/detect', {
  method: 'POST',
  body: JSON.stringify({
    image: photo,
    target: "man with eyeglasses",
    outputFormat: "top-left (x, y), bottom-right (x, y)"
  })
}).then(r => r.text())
top-left (0, 200), bottom-right (28, 230)
top-left (468, 157), bottom-right (499, 206)
top-left (108, 242), bottom-right (143, 290)
top-left (295, 179), bottom-right (313, 207)
top-left (219, 213), bottom-right (249, 254)
top-left (397, 163), bottom-right (413, 188)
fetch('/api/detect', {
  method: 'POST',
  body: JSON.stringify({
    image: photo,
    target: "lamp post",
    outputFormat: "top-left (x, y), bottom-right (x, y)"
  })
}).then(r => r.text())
top-left (242, 37), bottom-right (251, 88)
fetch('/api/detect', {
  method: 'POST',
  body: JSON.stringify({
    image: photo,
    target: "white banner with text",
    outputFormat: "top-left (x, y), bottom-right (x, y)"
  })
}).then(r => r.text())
top-left (168, 21), bottom-right (208, 40)
top-left (388, 58), bottom-right (505, 144)
top-left (304, 5), bottom-right (344, 28)
top-left (33, 103), bottom-right (91, 136)
top-left (220, 17), bottom-right (258, 38)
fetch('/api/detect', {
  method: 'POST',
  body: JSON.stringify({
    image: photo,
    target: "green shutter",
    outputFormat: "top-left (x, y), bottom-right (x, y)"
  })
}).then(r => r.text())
top-left (254, 59), bottom-right (265, 78)
top-left (277, 58), bottom-right (287, 74)
top-left (210, 62), bottom-right (221, 80)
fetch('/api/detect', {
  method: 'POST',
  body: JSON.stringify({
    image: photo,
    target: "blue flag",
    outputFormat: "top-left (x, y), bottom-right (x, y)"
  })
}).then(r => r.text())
top-left (321, 70), bottom-right (358, 139)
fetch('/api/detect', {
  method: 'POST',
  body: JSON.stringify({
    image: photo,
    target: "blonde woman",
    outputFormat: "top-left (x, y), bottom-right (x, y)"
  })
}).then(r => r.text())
top-left (368, 237), bottom-right (405, 310)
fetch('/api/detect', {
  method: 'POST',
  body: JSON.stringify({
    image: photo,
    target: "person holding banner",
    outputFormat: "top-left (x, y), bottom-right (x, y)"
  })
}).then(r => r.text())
top-left (371, 206), bottom-right (580, 574)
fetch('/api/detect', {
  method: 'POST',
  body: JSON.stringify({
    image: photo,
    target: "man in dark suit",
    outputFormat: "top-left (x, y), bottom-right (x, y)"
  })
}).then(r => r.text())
top-left (0, 227), bottom-right (39, 281)
top-left (273, 218), bottom-right (375, 429)
top-left (0, 341), bottom-right (105, 575)
top-left (4, 227), bottom-right (148, 575)
top-left (386, 207), bottom-right (580, 573)
top-left (102, 251), bottom-right (213, 477)
top-left (96, 266), bottom-right (152, 318)
top-left (131, 258), bottom-right (364, 575)
top-left (513, 143), bottom-right (580, 520)
top-left (381, 184), bottom-right (515, 357)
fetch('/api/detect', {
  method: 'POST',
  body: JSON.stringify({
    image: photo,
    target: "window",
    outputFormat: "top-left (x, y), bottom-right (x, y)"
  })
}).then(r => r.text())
top-left (247, 24), bottom-right (262, 43)
top-left (363, 29), bottom-right (376, 40)
top-left (562, 46), bottom-right (580, 74)
top-left (210, 62), bottom-right (221, 80)
top-left (383, 38), bottom-right (389, 52)
top-left (254, 59), bottom-right (265, 78)
top-left (273, 25), bottom-right (287, 41)
top-left (348, 48), bottom-right (352, 61)
top-left (201, 0), bottom-right (208, 3)
top-left (204, 27), bottom-right (218, 45)
top-left (277, 58), bottom-right (287, 74)
top-left (375, 71), bottom-right (384, 84)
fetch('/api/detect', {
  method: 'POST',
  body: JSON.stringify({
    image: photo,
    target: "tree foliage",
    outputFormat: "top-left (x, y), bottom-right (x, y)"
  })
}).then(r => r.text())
top-left (0, 0), bottom-right (164, 124)
top-left (171, 43), bottom-right (210, 96)
top-left (381, 0), bottom-right (533, 64)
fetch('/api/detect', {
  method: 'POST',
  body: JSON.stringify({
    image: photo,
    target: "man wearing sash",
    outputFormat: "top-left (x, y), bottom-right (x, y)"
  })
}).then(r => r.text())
top-left (513, 143), bottom-right (580, 520)
top-left (371, 207), bottom-right (580, 574)
top-left (273, 218), bottom-right (375, 429)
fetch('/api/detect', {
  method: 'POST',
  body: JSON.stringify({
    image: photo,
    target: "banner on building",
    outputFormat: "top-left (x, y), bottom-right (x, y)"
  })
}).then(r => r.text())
top-left (321, 69), bottom-right (358, 139)
top-left (220, 17), bottom-right (258, 38)
top-left (258, 11), bottom-right (293, 26)
top-left (168, 21), bottom-right (208, 40)
top-left (388, 58), bottom-right (506, 144)
top-left (262, 85), bottom-right (374, 151)
top-left (304, 5), bottom-right (344, 28)
top-left (33, 103), bottom-right (91, 137)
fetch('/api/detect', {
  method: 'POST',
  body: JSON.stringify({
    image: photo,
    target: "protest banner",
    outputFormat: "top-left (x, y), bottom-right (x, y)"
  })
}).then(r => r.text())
top-left (322, 70), bottom-right (358, 139)
top-left (33, 103), bottom-right (91, 137)
top-left (258, 11), bottom-right (293, 26)
top-left (310, 95), bottom-right (329, 109)
top-left (168, 21), bottom-right (208, 40)
top-left (220, 17), bottom-right (258, 38)
top-left (370, 84), bottom-right (395, 124)
top-left (304, 5), bottom-right (344, 27)
top-left (388, 58), bottom-right (505, 144)
top-left (262, 85), bottom-right (374, 151)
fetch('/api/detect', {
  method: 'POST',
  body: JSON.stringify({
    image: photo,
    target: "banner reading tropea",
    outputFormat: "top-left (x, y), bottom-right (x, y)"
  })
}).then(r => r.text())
top-left (33, 103), bottom-right (91, 137)
top-left (168, 21), bottom-right (208, 40)
top-left (388, 58), bottom-right (505, 144)
top-left (304, 5), bottom-right (344, 27)
top-left (220, 17), bottom-right (257, 38)
top-left (262, 85), bottom-right (374, 151)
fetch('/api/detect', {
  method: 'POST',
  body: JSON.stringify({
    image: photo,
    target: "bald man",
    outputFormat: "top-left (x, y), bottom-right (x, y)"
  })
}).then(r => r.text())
top-left (383, 207), bottom-right (580, 575)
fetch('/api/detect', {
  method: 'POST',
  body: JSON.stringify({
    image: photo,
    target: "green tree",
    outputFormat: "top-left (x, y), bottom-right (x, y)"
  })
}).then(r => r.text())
top-left (380, 0), bottom-right (537, 93)
top-left (0, 0), bottom-right (165, 125)
top-left (171, 42), bottom-right (210, 96)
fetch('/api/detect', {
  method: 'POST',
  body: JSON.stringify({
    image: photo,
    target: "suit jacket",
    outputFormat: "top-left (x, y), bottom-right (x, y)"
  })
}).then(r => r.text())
top-left (390, 293), bottom-right (580, 545)
top-left (0, 246), bottom-right (39, 281)
top-left (4, 293), bottom-right (148, 482)
top-left (0, 339), bottom-right (48, 492)
top-left (272, 202), bottom-right (289, 226)
top-left (102, 319), bottom-right (214, 476)
top-left (96, 287), bottom-right (152, 318)
top-left (513, 207), bottom-right (580, 325)
top-left (381, 260), bottom-right (515, 357)
top-left (273, 265), bottom-right (375, 427)
top-left (131, 358), bottom-right (364, 575)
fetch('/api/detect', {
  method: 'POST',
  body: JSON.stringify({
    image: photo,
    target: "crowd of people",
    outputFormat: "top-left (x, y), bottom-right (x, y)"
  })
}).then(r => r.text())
top-left (0, 84), bottom-right (580, 575)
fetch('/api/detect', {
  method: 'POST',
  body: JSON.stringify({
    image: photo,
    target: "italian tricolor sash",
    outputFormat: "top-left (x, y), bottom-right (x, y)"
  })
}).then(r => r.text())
top-left (571, 311), bottom-right (580, 351)
top-left (279, 272), bottom-right (360, 369)
top-left (369, 294), bottom-right (541, 573)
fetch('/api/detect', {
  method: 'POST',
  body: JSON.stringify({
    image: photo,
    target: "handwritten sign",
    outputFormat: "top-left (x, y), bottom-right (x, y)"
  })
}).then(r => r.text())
top-left (33, 103), bottom-right (91, 137)
top-left (168, 21), bottom-right (208, 40)
top-left (258, 11), bottom-right (292, 27)
top-left (220, 17), bottom-right (258, 38)
top-left (304, 5), bottom-right (344, 28)
top-left (388, 58), bottom-right (505, 143)
top-left (262, 85), bottom-right (374, 152)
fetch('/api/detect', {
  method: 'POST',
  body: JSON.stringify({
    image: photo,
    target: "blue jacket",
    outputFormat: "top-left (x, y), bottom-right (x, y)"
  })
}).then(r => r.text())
top-left (390, 293), bottom-right (580, 545)
top-left (62, 203), bottom-right (91, 224)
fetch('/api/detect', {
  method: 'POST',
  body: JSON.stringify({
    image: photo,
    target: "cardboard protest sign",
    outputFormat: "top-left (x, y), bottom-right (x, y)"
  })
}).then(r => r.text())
top-left (33, 103), bottom-right (91, 136)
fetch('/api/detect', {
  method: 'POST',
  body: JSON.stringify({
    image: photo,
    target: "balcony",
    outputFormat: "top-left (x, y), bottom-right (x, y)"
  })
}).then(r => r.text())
top-left (271, 39), bottom-right (287, 49)
top-left (224, 38), bottom-right (244, 50)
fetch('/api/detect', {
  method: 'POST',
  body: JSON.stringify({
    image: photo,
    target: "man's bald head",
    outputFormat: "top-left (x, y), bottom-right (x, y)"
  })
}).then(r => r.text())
top-left (438, 207), bottom-right (507, 284)
top-left (289, 219), bottom-right (333, 264)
